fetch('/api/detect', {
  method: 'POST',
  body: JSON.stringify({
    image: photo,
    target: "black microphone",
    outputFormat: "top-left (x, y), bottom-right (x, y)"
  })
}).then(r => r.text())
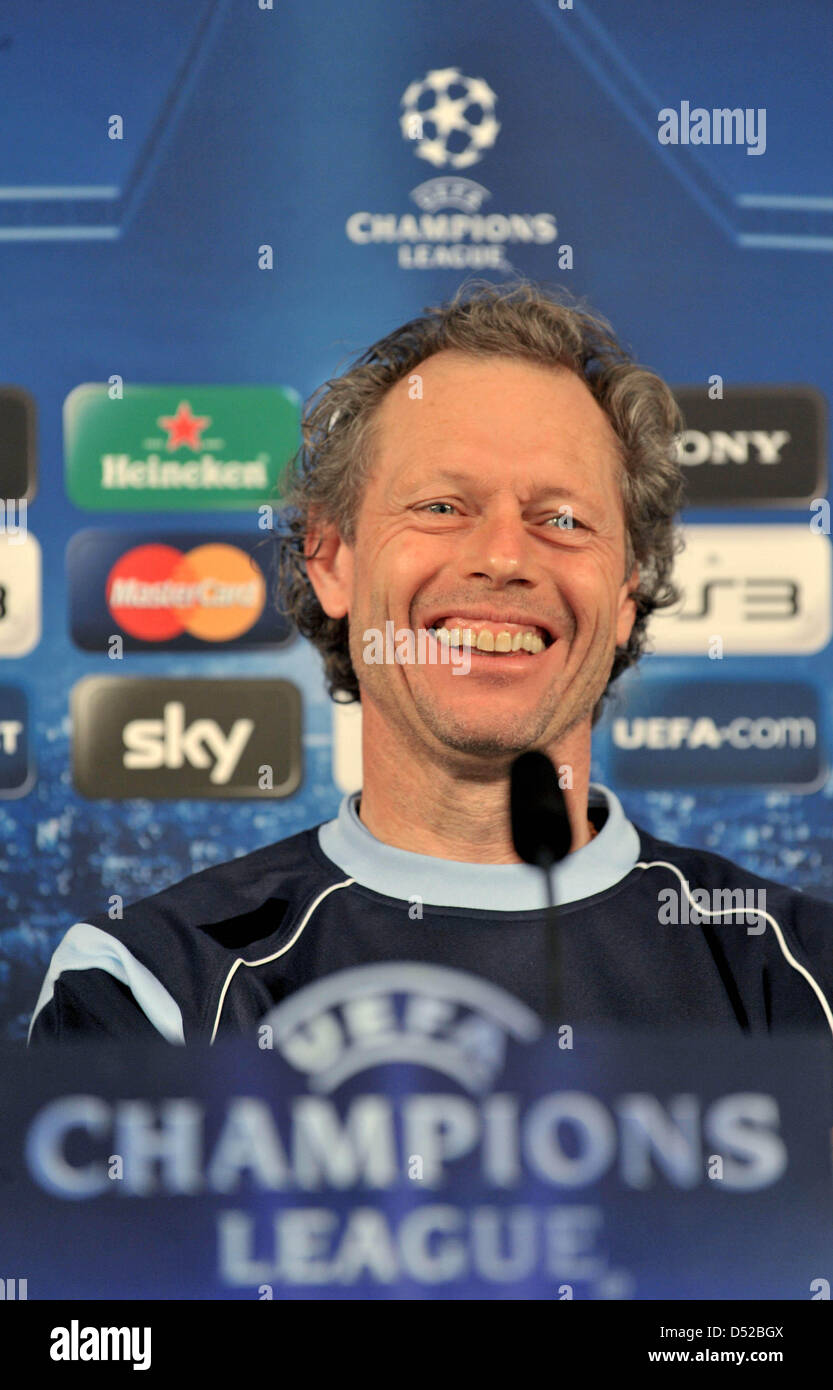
top-left (510, 751), bottom-right (573, 1021)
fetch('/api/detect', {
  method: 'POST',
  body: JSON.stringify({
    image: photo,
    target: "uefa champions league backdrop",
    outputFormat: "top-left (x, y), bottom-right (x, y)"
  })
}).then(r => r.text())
top-left (0, 0), bottom-right (831, 1040)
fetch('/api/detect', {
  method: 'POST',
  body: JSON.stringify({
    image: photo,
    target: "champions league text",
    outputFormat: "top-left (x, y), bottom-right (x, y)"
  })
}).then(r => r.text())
top-left (24, 1086), bottom-right (787, 1293)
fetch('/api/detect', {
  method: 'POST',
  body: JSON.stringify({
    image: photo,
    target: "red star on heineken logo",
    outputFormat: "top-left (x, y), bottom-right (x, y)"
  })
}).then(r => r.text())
top-left (158, 400), bottom-right (212, 451)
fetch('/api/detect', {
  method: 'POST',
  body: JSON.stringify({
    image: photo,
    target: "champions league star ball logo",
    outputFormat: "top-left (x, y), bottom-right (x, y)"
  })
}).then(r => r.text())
top-left (258, 963), bottom-right (541, 1093)
top-left (399, 67), bottom-right (501, 170)
top-left (347, 67), bottom-right (555, 270)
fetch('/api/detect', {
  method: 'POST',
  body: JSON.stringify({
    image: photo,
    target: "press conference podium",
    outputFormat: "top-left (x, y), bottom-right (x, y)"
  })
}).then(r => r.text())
top-left (3, 1009), bottom-right (832, 1301)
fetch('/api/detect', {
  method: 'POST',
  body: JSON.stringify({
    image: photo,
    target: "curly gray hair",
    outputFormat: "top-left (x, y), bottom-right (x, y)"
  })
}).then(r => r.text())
top-left (275, 277), bottom-right (683, 723)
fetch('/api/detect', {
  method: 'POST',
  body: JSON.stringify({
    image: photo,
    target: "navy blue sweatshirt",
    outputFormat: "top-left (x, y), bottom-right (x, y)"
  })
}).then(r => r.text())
top-left (28, 785), bottom-right (833, 1046)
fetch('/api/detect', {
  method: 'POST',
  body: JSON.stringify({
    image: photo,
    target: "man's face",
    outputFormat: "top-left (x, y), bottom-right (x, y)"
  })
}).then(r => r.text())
top-left (312, 350), bottom-right (638, 762)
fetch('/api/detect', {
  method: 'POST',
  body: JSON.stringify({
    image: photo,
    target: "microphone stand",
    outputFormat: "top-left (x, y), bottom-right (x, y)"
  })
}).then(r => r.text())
top-left (510, 750), bottom-right (573, 1024)
top-left (542, 851), bottom-right (560, 1022)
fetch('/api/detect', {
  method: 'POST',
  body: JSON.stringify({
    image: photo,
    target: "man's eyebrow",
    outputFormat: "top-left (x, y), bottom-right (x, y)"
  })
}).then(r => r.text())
top-left (406, 469), bottom-right (607, 507)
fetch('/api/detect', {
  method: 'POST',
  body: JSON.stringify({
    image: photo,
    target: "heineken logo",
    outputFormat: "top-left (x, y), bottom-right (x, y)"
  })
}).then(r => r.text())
top-left (99, 453), bottom-right (269, 492)
top-left (64, 384), bottom-right (301, 511)
top-left (158, 400), bottom-right (212, 451)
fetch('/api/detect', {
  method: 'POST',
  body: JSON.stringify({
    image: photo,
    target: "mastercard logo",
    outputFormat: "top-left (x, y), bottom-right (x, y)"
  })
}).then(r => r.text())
top-left (105, 543), bottom-right (267, 642)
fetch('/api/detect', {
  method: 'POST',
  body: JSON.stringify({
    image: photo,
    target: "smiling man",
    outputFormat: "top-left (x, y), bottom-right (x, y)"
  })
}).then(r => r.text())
top-left (29, 279), bottom-right (833, 1044)
top-left (307, 349), bottom-right (640, 863)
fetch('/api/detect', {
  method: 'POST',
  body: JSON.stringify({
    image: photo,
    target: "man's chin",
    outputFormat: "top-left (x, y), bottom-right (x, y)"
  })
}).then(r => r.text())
top-left (411, 683), bottom-right (599, 761)
top-left (416, 704), bottom-right (560, 761)
top-left (433, 734), bottom-right (537, 761)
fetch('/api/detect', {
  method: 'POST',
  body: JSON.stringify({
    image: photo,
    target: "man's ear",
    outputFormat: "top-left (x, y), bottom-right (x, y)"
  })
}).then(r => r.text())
top-left (304, 513), bottom-right (353, 620)
top-left (615, 563), bottom-right (640, 647)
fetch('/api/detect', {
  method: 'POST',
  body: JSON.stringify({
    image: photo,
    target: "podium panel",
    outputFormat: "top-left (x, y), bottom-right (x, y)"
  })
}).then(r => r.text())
top-left (4, 1007), bottom-right (832, 1299)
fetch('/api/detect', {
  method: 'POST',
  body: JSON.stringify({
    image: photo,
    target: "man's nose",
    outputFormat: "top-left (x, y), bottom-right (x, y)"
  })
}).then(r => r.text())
top-left (462, 509), bottom-right (535, 585)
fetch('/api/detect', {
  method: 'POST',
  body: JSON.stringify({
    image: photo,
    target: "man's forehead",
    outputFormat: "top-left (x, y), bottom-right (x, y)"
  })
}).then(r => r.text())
top-left (375, 350), bottom-right (618, 448)
top-left (369, 350), bottom-right (622, 489)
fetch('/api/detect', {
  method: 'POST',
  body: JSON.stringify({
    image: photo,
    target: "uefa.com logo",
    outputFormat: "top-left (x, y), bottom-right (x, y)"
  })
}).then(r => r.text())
top-left (605, 679), bottom-right (825, 794)
top-left (345, 67), bottom-right (559, 272)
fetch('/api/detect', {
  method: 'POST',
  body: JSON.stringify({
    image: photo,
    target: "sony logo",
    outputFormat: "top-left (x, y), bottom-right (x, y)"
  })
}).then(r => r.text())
top-left (676, 430), bottom-right (791, 466)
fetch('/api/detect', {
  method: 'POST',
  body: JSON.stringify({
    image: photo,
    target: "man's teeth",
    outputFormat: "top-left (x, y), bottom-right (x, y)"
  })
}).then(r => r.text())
top-left (431, 625), bottom-right (547, 654)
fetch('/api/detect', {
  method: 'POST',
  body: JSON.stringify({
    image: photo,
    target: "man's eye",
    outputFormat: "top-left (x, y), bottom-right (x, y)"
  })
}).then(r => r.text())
top-left (545, 513), bottom-right (587, 530)
top-left (420, 502), bottom-right (458, 515)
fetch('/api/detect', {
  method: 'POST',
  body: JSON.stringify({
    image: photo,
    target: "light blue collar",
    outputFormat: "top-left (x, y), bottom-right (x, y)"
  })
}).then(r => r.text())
top-left (318, 782), bottom-right (640, 911)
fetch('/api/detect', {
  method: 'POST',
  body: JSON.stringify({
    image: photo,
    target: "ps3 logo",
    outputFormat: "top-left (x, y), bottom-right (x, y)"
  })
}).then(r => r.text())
top-left (677, 577), bottom-right (798, 622)
top-left (651, 526), bottom-right (832, 655)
